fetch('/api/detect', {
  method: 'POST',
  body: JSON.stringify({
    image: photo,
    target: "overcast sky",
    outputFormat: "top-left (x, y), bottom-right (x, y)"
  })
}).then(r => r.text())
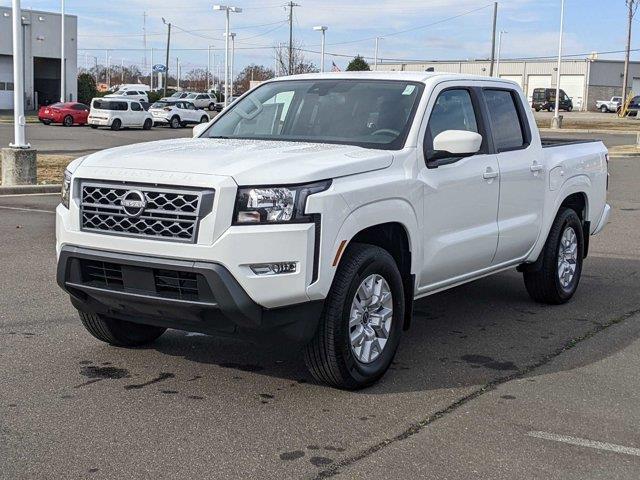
top-left (1, 0), bottom-right (636, 73)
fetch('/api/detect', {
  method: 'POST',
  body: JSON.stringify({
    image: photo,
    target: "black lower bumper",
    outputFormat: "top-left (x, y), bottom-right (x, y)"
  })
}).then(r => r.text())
top-left (57, 246), bottom-right (323, 344)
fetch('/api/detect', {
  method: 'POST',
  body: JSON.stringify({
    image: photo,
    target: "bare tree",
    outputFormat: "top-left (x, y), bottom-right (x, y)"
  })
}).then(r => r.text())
top-left (274, 42), bottom-right (318, 76)
top-left (235, 64), bottom-right (275, 93)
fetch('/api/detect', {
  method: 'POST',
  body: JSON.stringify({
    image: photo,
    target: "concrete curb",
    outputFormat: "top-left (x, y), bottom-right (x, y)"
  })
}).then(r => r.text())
top-left (0, 184), bottom-right (61, 195)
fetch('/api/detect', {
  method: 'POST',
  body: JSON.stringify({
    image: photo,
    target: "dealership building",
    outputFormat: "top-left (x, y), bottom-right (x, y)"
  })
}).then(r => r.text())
top-left (378, 58), bottom-right (640, 111)
top-left (0, 6), bottom-right (77, 110)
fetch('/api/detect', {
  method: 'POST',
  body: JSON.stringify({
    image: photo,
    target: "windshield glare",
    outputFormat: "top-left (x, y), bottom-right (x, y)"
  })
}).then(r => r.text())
top-left (204, 79), bottom-right (424, 149)
top-left (151, 101), bottom-right (171, 108)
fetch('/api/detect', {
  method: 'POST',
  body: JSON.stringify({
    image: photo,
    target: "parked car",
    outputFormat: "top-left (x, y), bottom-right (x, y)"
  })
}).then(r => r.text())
top-left (532, 88), bottom-right (573, 112)
top-left (57, 73), bottom-right (610, 389)
top-left (184, 92), bottom-right (217, 110)
top-left (595, 96), bottom-right (622, 113)
top-left (104, 89), bottom-right (149, 103)
top-left (88, 98), bottom-right (153, 131)
top-left (160, 91), bottom-right (190, 102)
top-left (113, 83), bottom-right (151, 93)
top-left (38, 102), bottom-right (89, 126)
top-left (213, 96), bottom-right (237, 112)
top-left (617, 95), bottom-right (640, 116)
top-left (149, 100), bottom-right (210, 128)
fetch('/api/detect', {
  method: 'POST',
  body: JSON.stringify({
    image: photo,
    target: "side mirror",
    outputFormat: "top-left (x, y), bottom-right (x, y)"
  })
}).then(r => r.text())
top-left (192, 122), bottom-right (210, 138)
top-left (428, 130), bottom-right (483, 168)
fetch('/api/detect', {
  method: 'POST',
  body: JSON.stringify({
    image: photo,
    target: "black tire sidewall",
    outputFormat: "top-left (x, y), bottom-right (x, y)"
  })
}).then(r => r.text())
top-left (170, 117), bottom-right (180, 128)
top-left (143, 119), bottom-right (152, 130)
top-left (336, 249), bottom-right (404, 386)
top-left (111, 119), bottom-right (121, 131)
top-left (63, 115), bottom-right (73, 126)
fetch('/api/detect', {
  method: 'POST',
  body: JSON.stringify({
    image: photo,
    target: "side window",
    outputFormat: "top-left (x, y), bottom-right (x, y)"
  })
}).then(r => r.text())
top-left (118, 102), bottom-right (129, 111)
top-left (131, 102), bottom-right (142, 111)
top-left (197, 94), bottom-right (206, 100)
top-left (127, 91), bottom-right (136, 95)
top-left (424, 89), bottom-right (480, 159)
top-left (187, 103), bottom-right (195, 110)
top-left (483, 89), bottom-right (526, 152)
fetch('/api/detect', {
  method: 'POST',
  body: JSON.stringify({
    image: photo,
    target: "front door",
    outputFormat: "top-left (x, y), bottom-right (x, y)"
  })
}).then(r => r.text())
top-left (417, 85), bottom-right (500, 290)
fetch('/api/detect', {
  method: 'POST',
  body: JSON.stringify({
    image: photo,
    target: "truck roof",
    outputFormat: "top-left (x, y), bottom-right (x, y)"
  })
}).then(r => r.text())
top-left (273, 71), bottom-right (516, 85)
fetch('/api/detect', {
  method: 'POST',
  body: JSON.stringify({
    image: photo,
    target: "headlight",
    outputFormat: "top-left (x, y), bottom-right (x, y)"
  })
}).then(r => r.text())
top-left (61, 169), bottom-right (72, 209)
top-left (233, 180), bottom-right (331, 224)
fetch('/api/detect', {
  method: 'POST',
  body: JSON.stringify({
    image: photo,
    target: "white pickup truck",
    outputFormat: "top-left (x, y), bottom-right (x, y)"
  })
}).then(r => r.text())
top-left (56, 72), bottom-right (610, 389)
top-left (595, 96), bottom-right (622, 113)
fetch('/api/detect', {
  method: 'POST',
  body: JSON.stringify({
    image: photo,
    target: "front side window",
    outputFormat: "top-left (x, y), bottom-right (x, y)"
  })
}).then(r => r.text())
top-left (204, 79), bottom-right (424, 150)
top-left (484, 89), bottom-right (525, 151)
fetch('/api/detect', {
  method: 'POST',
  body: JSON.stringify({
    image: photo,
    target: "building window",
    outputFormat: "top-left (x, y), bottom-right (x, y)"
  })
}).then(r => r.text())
top-left (0, 82), bottom-right (5, 91)
top-left (6, 82), bottom-right (14, 91)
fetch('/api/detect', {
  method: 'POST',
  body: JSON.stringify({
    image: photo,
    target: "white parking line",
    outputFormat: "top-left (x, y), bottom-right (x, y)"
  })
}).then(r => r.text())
top-left (528, 431), bottom-right (640, 457)
top-left (0, 205), bottom-right (55, 214)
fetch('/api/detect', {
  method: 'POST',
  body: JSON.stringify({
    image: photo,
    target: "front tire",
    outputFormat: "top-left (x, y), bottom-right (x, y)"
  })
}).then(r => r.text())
top-left (79, 311), bottom-right (166, 347)
top-left (523, 208), bottom-right (584, 304)
top-left (170, 116), bottom-right (180, 129)
top-left (200, 115), bottom-right (209, 123)
top-left (304, 243), bottom-right (404, 390)
top-left (143, 118), bottom-right (152, 130)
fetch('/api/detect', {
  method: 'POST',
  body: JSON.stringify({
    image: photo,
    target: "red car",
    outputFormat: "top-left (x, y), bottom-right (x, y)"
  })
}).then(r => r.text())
top-left (38, 102), bottom-right (89, 126)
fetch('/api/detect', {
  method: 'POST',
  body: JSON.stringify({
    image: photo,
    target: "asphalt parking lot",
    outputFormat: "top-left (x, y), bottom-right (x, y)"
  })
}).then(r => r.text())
top-left (0, 140), bottom-right (639, 478)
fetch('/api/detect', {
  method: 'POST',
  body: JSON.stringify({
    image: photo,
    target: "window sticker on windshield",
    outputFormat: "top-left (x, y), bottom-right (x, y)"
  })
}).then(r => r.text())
top-left (402, 85), bottom-right (416, 95)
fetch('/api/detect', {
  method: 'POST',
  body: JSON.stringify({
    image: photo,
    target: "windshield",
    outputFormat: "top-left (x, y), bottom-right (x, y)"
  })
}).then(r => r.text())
top-left (203, 79), bottom-right (424, 150)
top-left (186, 93), bottom-right (197, 98)
top-left (170, 92), bottom-right (182, 98)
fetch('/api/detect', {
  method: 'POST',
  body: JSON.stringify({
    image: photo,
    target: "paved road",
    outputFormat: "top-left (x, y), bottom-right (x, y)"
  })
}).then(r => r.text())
top-left (0, 159), bottom-right (639, 479)
top-left (0, 123), bottom-right (194, 156)
top-left (0, 120), bottom-right (636, 157)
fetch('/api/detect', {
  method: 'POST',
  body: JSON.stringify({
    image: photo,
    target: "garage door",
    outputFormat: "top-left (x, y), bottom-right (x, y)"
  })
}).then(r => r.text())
top-left (632, 77), bottom-right (640, 96)
top-left (0, 81), bottom-right (14, 109)
top-left (526, 75), bottom-right (552, 105)
top-left (500, 75), bottom-right (523, 88)
top-left (559, 74), bottom-right (585, 110)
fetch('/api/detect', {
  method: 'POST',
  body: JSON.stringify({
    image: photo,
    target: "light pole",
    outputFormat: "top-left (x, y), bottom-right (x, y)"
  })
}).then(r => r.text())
top-left (552, 0), bottom-right (565, 129)
top-left (162, 17), bottom-right (171, 97)
top-left (374, 36), bottom-right (382, 71)
top-left (227, 33), bottom-right (236, 98)
top-left (214, 5), bottom-right (242, 108)
top-left (313, 26), bottom-right (327, 73)
top-left (60, 0), bottom-right (65, 102)
top-left (496, 30), bottom-right (507, 77)
top-left (207, 44), bottom-right (214, 91)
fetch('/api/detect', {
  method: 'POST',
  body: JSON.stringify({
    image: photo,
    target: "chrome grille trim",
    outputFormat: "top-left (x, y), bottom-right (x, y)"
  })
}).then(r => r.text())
top-left (80, 182), bottom-right (214, 243)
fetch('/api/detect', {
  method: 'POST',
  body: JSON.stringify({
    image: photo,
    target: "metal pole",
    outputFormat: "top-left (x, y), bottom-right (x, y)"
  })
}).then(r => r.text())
top-left (106, 50), bottom-right (110, 90)
top-left (207, 45), bottom-right (211, 91)
top-left (622, 0), bottom-right (635, 100)
top-left (150, 48), bottom-right (154, 90)
top-left (176, 57), bottom-right (180, 89)
top-left (224, 9), bottom-right (229, 106)
top-left (143, 11), bottom-right (147, 73)
top-left (374, 37), bottom-right (379, 71)
top-left (552, 0), bottom-right (565, 129)
top-left (163, 20), bottom-right (171, 97)
top-left (93, 56), bottom-right (98, 85)
top-left (488, 2), bottom-right (498, 76)
top-left (230, 34), bottom-right (235, 99)
top-left (320, 29), bottom-right (326, 73)
top-left (10, 0), bottom-right (28, 147)
top-left (121, 58), bottom-right (124, 84)
top-left (496, 31), bottom-right (505, 77)
top-left (60, 0), bottom-right (66, 102)
top-left (287, 2), bottom-right (299, 75)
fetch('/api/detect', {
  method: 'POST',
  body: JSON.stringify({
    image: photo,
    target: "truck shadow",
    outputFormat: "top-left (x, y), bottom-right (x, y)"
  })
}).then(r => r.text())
top-left (152, 255), bottom-right (640, 394)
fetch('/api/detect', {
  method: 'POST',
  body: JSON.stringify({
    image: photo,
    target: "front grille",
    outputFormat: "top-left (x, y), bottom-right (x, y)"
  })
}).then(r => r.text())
top-left (154, 269), bottom-right (199, 300)
top-left (80, 182), bottom-right (214, 243)
top-left (81, 260), bottom-right (124, 289)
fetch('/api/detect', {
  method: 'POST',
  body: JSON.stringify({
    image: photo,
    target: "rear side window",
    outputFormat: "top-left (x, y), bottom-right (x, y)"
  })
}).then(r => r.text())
top-left (483, 89), bottom-right (526, 152)
top-left (131, 102), bottom-right (142, 111)
top-left (92, 100), bottom-right (128, 111)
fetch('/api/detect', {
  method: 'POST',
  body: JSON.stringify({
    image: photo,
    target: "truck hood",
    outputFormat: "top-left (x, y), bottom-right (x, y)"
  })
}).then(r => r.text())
top-left (78, 138), bottom-right (394, 185)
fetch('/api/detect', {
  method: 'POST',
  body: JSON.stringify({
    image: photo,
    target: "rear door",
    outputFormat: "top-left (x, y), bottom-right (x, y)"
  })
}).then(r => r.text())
top-left (417, 83), bottom-right (500, 288)
top-left (483, 87), bottom-right (545, 264)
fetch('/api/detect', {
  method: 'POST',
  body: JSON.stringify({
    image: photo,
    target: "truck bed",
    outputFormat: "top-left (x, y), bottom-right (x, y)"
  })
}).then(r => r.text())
top-left (541, 137), bottom-right (600, 148)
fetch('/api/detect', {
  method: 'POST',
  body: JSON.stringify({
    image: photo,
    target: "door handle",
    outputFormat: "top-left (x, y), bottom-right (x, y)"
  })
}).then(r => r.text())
top-left (530, 163), bottom-right (544, 172)
top-left (483, 167), bottom-right (499, 180)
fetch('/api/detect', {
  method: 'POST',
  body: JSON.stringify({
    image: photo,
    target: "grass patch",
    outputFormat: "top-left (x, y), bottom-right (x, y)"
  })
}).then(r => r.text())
top-left (0, 154), bottom-right (75, 185)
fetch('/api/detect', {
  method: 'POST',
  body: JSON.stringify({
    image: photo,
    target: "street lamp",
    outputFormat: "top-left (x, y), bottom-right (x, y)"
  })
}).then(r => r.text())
top-left (496, 30), bottom-right (507, 77)
top-left (552, 0), bottom-right (565, 129)
top-left (227, 33), bottom-right (236, 98)
top-left (313, 26), bottom-right (327, 73)
top-left (207, 44), bottom-right (214, 91)
top-left (214, 5), bottom-right (242, 107)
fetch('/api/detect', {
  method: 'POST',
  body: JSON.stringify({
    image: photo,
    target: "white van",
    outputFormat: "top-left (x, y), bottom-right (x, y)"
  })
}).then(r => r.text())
top-left (88, 98), bottom-right (153, 131)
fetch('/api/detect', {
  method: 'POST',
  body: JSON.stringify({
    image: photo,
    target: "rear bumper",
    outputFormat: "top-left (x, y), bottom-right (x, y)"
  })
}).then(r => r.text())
top-left (57, 246), bottom-right (323, 344)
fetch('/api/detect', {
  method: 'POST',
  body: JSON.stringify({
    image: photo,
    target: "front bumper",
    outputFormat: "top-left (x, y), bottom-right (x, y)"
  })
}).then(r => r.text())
top-left (57, 246), bottom-right (323, 343)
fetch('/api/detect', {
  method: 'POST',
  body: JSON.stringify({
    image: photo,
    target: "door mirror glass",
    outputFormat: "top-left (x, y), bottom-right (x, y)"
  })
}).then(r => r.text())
top-left (431, 130), bottom-right (482, 160)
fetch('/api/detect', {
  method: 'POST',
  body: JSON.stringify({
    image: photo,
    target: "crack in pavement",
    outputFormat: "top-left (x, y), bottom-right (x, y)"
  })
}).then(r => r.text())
top-left (312, 307), bottom-right (640, 479)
